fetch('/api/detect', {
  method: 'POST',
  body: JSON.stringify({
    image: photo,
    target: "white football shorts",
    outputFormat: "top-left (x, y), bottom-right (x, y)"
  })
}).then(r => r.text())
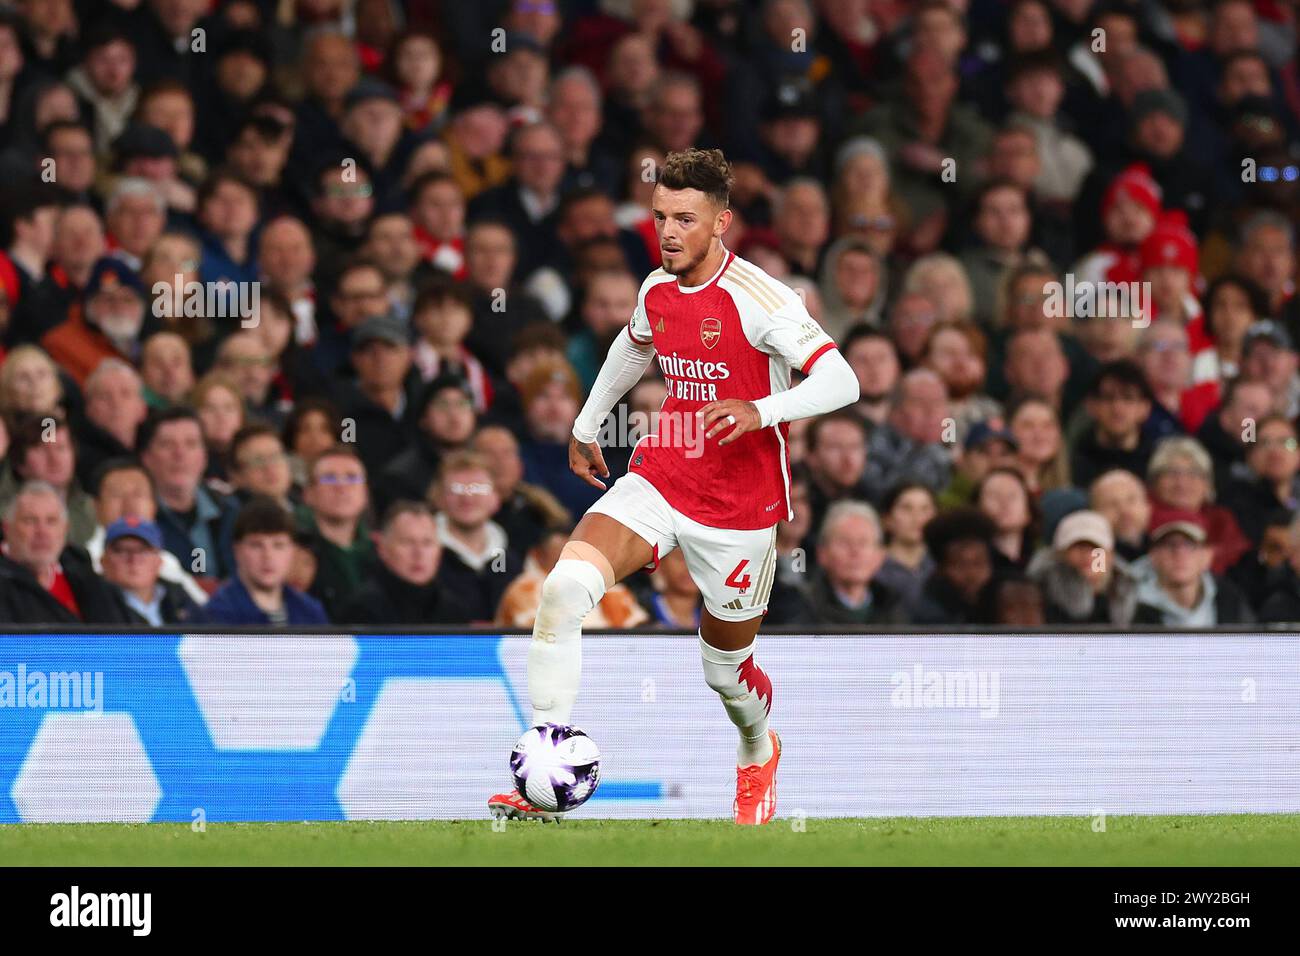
top-left (586, 472), bottom-right (778, 622)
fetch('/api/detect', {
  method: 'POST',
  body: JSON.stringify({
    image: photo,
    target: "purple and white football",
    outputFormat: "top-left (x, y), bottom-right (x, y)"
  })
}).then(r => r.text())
top-left (510, 724), bottom-right (601, 812)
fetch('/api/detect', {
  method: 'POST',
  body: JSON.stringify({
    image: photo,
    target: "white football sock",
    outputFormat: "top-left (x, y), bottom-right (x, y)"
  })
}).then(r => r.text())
top-left (699, 635), bottom-right (773, 767)
top-left (528, 559), bottom-right (607, 726)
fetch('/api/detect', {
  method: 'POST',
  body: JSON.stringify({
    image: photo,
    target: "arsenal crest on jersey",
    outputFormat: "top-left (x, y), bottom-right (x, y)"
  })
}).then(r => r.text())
top-left (700, 316), bottom-right (722, 349)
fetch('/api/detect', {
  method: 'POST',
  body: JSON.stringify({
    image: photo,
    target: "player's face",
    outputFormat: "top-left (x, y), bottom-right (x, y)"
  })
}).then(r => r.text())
top-left (651, 184), bottom-right (728, 277)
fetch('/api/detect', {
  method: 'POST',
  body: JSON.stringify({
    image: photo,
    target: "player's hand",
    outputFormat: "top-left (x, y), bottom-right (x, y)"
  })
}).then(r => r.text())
top-left (569, 435), bottom-right (610, 490)
top-left (698, 400), bottom-right (762, 447)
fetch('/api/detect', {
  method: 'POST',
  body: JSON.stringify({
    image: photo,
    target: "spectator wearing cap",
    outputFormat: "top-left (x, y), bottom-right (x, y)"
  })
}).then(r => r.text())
top-left (112, 123), bottom-right (192, 215)
top-left (103, 178), bottom-right (167, 273)
top-left (198, 496), bottom-right (329, 626)
top-left (1089, 469), bottom-right (1152, 564)
top-left (84, 457), bottom-right (207, 605)
top-left (754, 78), bottom-right (827, 185)
top-left (1238, 320), bottom-right (1300, 419)
top-left (913, 507), bottom-right (998, 625)
top-left (1133, 508), bottom-right (1254, 626)
top-left (1026, 508), bottom-right (1140, 625)
top-left (1140, 211), bottom-right (1203, 332)
top-left (295, 444), bottom-right (376, 621)
top-left (374, 373), bottom-right (477, 517)
top-left (337, 500), bottom-right (473, 626)
top-left (0, 411), bottom-right (96, 548)
top-left (1221, 415), bottom-right (1300, 545)
top-left (1072, 163), bottom-right (1161, 292)
top-left (76, 358), bottom-right (149, 485)
top-left (1071, 360), bottom-right (1157, 489)
top-left (41, 257), bottom-right (147, 386)
top-left (429, 450), bottom-right (523, 622)
top-left (338, 313), bottom-right (422, 481)
top-left (939, 420), bottom-right (1019, 509)
top-left (341, 79), bottom-right (418, 207)
top-left (862, 368), bottom-right (954, 501)
top-left (802, 501), bottom-right (906, 625)
top-left (101, 517), bottom-right (200, 625)
top-left (139, 407), bottom-right (239, 582)
top-left (0, 480), bottom-right (134, 624)
top-left (1144, 435), bottom-right (1250, 576)
top-left (1124, 89), bottom-right (1213, 236)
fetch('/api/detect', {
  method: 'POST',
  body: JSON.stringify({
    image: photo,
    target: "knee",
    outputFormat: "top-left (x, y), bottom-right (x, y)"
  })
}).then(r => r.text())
top-left (535, 559), bottom-right (606, 637)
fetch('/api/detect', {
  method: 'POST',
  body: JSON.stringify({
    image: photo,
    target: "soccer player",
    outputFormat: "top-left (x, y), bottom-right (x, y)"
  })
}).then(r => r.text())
top-left (489, 149), bottom-right (859, 824)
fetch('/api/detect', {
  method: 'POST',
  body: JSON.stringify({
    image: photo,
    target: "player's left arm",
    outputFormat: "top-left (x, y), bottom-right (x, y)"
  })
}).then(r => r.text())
top-left (700, 306), bottom-right (859, 446)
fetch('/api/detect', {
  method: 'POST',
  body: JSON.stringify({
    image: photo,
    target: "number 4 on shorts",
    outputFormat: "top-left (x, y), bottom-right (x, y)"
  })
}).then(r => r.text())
top-left (726, 559), bottom-right (752, 593)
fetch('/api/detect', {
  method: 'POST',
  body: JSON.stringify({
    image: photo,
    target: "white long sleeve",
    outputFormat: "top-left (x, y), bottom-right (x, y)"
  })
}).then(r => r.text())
top-left (571, 327), bottom-right (656, 443)
top-left (751, 347), bottom-right (860, 428)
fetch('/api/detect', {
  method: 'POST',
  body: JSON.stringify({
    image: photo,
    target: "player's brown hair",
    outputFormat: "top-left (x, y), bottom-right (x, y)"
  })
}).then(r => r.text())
top-left (658, 148), bottom-right (735, 209)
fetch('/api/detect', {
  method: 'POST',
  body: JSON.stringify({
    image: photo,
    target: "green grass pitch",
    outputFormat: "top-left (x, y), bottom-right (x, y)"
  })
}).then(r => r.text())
top-left (2, 814), bottom-right (1297, 866)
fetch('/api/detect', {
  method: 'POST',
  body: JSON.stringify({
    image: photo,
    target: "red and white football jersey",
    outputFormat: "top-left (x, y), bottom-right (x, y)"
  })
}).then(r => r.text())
top-left (626, 250), bottom-right (837, 530)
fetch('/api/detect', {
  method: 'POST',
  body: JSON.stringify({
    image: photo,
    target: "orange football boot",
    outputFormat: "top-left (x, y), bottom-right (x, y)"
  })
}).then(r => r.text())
top-left (487, 790), bottom-right (562, 822)
top-left (733, 730), bottom-right (781, 825)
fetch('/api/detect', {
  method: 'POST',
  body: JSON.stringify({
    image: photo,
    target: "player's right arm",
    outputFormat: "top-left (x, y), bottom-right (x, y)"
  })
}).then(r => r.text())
top-left (570, 306), bottom-right (657, 490)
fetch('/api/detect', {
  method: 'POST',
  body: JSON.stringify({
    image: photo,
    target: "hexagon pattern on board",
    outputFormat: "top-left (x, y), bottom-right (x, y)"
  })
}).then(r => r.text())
top-left (337, 677), bottom-right (513, 820)
top-left (178, 635), bottom-right (359, 750)
top-left (12, 712), bottom-right (162, 822)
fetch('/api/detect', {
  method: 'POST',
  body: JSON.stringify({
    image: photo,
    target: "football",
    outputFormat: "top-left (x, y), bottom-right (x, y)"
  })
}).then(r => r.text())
top-left (510, 724), bottom-right (602, 813)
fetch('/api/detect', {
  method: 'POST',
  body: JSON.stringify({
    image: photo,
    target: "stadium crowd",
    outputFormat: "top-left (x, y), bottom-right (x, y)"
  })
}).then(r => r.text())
top-left (0, 0), bottom-right (1299, 628)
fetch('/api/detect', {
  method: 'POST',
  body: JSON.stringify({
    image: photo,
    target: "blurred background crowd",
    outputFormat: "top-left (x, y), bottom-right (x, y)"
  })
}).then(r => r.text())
top-left (0, 0), bottom-right (1299, 629)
